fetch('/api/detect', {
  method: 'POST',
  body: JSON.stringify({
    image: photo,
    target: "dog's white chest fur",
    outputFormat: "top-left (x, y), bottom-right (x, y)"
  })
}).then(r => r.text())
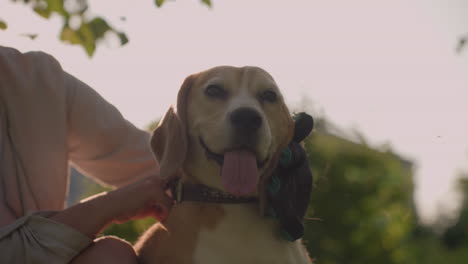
top-left (193, 204), bottom-right (311, 264)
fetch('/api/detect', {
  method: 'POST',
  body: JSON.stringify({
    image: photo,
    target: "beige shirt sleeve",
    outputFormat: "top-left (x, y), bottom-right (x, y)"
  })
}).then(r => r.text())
top-left (65, 71), bottom-right (159, 187)
top-left (0, 212), bottom-right (92, 264)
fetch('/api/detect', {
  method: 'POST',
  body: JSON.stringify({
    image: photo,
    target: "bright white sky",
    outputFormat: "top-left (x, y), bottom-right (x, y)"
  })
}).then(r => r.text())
top-left (1, 0), bottom-right (468, 223)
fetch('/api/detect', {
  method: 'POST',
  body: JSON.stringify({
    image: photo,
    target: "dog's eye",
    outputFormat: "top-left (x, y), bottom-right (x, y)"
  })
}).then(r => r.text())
top-left (205, 84), bottom-right (227, 99)
top-left (259, 90), bottom-right (277, 103)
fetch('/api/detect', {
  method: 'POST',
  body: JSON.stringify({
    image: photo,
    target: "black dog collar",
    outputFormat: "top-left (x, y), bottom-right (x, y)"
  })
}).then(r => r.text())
top-left (167, 179), bottom-right (258, 204)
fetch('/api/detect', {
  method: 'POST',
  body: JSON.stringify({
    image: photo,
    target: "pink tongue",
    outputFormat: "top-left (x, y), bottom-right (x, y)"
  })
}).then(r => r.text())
top-left (221, 150), bottom-right (258, 196)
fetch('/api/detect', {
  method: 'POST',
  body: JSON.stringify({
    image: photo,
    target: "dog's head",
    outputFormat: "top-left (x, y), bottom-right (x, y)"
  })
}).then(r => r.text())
top-left (151, 66), bottom-right (294, 205)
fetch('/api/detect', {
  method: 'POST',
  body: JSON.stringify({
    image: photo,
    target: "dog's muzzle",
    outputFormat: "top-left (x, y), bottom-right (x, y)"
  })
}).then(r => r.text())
top-left (229, 107), bottom-right (262, 147)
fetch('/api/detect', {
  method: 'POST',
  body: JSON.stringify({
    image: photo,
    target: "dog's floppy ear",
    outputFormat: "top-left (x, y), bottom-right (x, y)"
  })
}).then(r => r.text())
top-left (176, 74), bottom-right (197, 127)
top-left (151, 107), bottom-right (186, 179)
top-left (150, 74), bottom-right (197, 179)
top-left (258, 102), bottom-right (295, 212)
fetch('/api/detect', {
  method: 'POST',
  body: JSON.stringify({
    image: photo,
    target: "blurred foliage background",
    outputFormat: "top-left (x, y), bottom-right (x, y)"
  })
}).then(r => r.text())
top-left (68, 114), bottom-right (468, 264)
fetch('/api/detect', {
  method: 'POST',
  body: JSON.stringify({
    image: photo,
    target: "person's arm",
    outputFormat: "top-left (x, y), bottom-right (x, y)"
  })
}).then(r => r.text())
top-left (64, 71), bottom-right (159, 188)
top-left (0, 201), bottom-right (16, 227)
top-left (0, 179), bottom-right (15, 227)
top-left (0, 175), bottom-right (172, 263)
top-left (50, 175), bottom-right (172, 239)
top-left (58, 70), bottom-right (175, 236)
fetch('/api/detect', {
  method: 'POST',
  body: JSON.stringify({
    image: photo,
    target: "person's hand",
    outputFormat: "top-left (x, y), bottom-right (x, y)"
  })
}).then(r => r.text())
top-left (102, 175), bottom-right (174, 223)
top-left (51, 174), bottom-right (174, 238)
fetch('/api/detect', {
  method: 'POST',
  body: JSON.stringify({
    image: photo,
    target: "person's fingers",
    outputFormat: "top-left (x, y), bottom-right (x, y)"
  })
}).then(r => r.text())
top-left (155, 191), bottom-right (173, 220)
top-left (153, 205), bottom-right (168, 221)
top-left (146, 176), bottom-right (174, 221)
top-left (110, 175), bottom-right (175, 222)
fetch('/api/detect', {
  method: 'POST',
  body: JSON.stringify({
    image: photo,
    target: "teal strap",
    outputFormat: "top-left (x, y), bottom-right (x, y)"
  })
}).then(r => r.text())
top-left (280, 229), bottom-right (295, 242)
top-left (279, 147), bottom-right (292, 167)
top-left (268, 174), bottom-right (281, 195)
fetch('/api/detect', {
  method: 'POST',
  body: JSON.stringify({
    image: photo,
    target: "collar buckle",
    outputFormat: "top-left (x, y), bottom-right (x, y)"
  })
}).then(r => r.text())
top-left (176, 179), bottom-right (183, 203)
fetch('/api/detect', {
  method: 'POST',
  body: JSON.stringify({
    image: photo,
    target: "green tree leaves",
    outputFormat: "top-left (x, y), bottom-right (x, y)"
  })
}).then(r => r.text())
top-left (155, 0), bottom-right (212, 8)
top-left (33, 4), bottom-right (52, 19)
top-left (457, 36), bottom-right (467, 54)
top-left (59, 16), bottom-right (128, 56)
top-left (4, 0), bottom-right (212, 56)
top-left (60, 22), bottom-right (93, 56)
top-left (155, 0), bottom-right (165, 8)
top-left (44, 0), bottom-right (66, 15)
top-left (201, 0), bottom-right (212, 7)
top-left (442, 177), bottom-right (468, 249)
top-left (0, 19), bottom-right (7, 30)
top-left (118, 32), bottom-right (129, 45)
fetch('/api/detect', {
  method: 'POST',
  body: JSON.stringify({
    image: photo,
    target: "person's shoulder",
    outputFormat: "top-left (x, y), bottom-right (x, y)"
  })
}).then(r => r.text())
top-left (0, 46), bottom-right (61, 68)
top-left (0, 45), bottom-right (23, 62)
top-left (25, 50), bottom-right (61, 69)
top-left (0, 45), bottom-right (21, 55)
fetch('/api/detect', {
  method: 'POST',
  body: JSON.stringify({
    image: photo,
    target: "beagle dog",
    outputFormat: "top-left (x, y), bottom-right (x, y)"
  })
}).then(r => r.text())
top-left (135, 66), bottom-right (312, 264)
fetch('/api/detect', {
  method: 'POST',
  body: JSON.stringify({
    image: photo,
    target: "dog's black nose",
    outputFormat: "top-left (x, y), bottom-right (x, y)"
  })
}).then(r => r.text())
top-left (230, 107), bottom-right (262, 132)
